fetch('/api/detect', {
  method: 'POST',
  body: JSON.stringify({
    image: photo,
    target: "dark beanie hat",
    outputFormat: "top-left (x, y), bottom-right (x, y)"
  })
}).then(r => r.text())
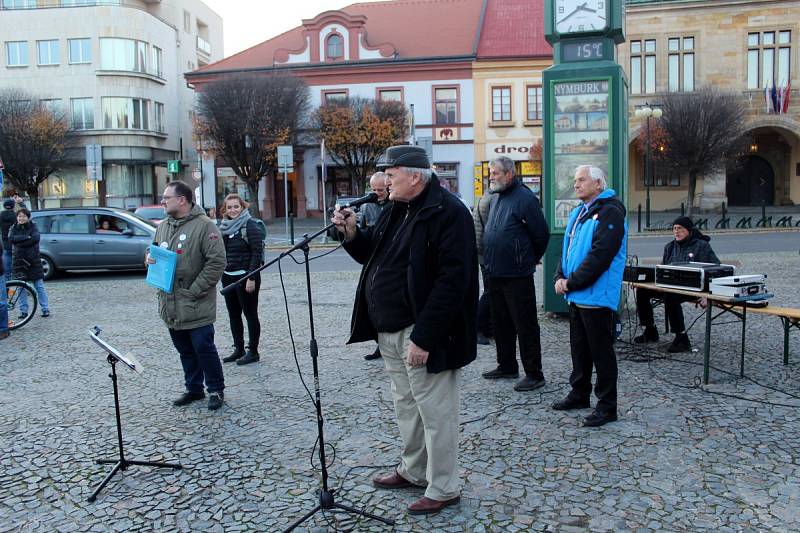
top-left (3, 199), bottom-right (15, 209)
top-left (672, 216), bottom-right (694, 231)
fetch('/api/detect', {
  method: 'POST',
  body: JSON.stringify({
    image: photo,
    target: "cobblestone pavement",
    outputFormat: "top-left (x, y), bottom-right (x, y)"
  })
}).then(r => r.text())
top-left (2, 251), bottom-right (799, 532)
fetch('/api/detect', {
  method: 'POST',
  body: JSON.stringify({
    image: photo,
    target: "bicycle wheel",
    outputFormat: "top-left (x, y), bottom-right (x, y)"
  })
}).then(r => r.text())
top-left (7, 280), bottom-right (37, 330)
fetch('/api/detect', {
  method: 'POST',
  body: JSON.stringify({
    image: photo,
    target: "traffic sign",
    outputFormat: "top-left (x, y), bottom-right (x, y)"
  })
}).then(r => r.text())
top-left (167, 160), bottom-right (181, 173)
top-left (277, 145), bottom-right (293, 171)
top-left (86, 144), bottom-right (103, 181)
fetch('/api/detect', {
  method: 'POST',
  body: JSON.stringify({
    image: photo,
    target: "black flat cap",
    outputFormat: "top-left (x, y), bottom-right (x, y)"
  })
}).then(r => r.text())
top-left (376, 145), bottom-right (431, 170)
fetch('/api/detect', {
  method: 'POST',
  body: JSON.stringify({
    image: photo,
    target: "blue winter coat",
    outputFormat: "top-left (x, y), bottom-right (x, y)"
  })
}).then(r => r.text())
top-left (556, 189), bottom-right (627, 311)
top-left (482, 179), bottom-right (550, 278)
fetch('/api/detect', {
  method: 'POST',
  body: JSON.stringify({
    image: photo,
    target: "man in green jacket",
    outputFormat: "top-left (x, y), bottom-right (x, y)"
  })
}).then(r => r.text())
top-left (146, 181), bottom-right (227, 410)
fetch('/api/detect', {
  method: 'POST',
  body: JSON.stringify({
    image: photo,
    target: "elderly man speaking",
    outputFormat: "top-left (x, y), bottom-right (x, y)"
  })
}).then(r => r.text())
top-left (331, 145), bottom-right (478, 515)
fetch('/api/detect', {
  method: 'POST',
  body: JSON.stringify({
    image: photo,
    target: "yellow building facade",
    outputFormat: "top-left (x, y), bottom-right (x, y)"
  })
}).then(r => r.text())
top-left (622, 0), bottom-right (800, 210)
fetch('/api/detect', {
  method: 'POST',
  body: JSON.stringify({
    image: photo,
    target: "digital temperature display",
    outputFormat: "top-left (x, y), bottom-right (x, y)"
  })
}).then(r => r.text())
top-left (563, 40), bottom-right (605, 62)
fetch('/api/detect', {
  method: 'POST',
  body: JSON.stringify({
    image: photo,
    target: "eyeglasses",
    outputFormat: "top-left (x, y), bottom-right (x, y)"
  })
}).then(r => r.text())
top-left (160, 195), bottom-right (177, 203)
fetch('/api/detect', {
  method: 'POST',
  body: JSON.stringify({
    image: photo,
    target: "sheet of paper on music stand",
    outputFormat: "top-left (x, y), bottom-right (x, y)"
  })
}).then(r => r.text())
top-left (89, 331), bottom-right (144, 374)
top-left (146, 245), bottom-right (177, 293)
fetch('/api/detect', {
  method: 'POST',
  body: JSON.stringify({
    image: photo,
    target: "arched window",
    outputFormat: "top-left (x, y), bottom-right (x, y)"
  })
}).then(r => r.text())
top-left (326, 34), bottom-right (343, 59)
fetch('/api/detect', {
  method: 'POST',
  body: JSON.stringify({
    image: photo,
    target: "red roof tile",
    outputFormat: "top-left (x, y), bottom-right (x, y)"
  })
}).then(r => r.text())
top-left (196, 0), bottom-right (484, 73)
top-left (477, 0), bottom-right (551, 59)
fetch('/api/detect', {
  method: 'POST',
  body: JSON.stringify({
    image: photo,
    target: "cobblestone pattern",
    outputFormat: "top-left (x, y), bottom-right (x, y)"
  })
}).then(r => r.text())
top-left (1, 252), bottom-right (798, 532)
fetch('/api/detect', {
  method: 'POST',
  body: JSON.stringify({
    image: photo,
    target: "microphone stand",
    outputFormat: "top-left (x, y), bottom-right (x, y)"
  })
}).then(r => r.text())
top-left (221, 223), bottom-right (395, 531)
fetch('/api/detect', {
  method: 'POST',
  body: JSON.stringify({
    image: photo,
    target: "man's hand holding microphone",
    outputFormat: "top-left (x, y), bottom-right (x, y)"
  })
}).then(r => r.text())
top-left (331, 206), bottom-right (357, 242)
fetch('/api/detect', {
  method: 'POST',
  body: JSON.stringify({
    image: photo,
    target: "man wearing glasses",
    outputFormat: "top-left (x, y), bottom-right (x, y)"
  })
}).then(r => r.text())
top-left (146, 181), bottom-right (227, 411)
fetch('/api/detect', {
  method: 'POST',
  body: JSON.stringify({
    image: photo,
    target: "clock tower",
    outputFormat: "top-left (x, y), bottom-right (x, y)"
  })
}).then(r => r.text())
top-left (541, 0), bottom-right (628, 313)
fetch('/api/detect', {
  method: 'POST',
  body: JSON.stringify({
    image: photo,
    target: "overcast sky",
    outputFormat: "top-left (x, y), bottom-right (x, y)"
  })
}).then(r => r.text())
top-left (203, 0), bottom-right (363, 57)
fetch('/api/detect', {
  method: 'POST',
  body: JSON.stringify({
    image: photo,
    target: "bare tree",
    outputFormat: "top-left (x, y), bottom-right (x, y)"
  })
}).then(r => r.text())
top-left (652, 86), bottom-right (748, 216)
top-left (0, 89), bottom-right (71, 209)
top-left (195, 73), bottom-right (309, 218)
top-left (313, 96), bottom-right (408, 194)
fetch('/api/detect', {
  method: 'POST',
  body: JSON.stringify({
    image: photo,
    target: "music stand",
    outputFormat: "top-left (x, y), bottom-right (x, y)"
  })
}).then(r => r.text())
top-left (87, 326), bottom-right (182, 502)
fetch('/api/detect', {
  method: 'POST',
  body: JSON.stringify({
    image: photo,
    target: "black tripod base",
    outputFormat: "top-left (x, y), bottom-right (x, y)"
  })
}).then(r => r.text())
top-left (87, 458), bottom-right (182, 502)
top-left (284, 490), bottom-right (395, 532)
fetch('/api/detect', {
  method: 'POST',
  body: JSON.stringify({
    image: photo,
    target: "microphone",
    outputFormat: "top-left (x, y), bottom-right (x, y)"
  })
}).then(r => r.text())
top-left (336, 192), bottom-right (378, 209)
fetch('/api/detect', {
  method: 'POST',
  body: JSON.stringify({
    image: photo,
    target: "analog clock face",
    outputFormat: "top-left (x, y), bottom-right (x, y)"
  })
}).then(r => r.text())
top-left (555, 0), bottom-right (608, 34)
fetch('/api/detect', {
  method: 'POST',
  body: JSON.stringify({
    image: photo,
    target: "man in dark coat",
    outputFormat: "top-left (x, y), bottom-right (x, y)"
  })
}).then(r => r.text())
top-left (331, 145), bottom-right (478, 516)
top-left (634, 216), bottom-right (720, 352)
top-left (360, 171), bottom-right (390, 361)
top-left (481, 156), bottom-right (550, 392)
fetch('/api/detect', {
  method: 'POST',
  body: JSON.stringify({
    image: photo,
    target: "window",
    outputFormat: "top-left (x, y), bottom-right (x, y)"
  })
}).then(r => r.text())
top-left (46, 214), bottom-right (91, 234)
top-left (71, 98), bottom-right (94, 129)
top-left (653, 166), bottom-right (680, 187)
top-left (102, 97), bottom-right (149, 130)
top-left (322, 90), bottom-right (347, 105)
top-left (377, 88), bottom-right (402, 102)
top-left (183, 10), bottom-right (191, 33)
top-left (100, 38), bottom-right (147, 73)
top-left (667, 36), bottom-right (694, 92)
top-left (748, 30), bottom-right (791, 89)
top-left (434, 162), bottom-right (459, 193)
top-left (68, 38), bottom-right (91, 64)
top-left (36, 39), bottom-right (60, 66)
top-left (526, 85), bottom-right (543, 121)
top-left (491, 86), bottom-right (511, 122)
top-left (630, 39), bottom-right (656, 94)
top-left (326, 34), bottom-right (343, 59)
top-left (41, 99), bottom-right (63, 115)
top-left (154, 102), bottom-right (165, 133)
top-left (2, 0), bottom-right (37, 8)
top-left (434, 87), bottom-right (458, 124)
top-left (5, 41), bottom-right (29, 67)
top-left (151, 46), bottom-right (162, 77)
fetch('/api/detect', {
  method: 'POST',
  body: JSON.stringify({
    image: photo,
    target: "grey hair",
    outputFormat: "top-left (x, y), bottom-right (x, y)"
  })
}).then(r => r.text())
top-left (576, 165), bottom-right (607, 190)
top-left (490, 156), bottom-right (515, 176)
top-left (370, 171), bottom-right (387, 185)
top-left (399, 166), bottom-right (433, 184)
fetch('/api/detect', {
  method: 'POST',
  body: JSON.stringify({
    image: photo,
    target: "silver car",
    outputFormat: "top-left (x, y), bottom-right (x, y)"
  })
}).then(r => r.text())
top-left (31, 207), bottom-right (156, 280)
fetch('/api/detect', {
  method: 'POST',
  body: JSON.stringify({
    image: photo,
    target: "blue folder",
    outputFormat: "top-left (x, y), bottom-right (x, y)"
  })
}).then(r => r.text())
top-left (146, 245), bottom-right (177, 293)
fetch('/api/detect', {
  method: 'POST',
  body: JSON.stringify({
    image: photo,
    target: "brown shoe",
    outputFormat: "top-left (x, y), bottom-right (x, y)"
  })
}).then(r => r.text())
top-left (372, 471), bottom-right (421, 490)
top-left (407, 496), bottom-right (461, 515)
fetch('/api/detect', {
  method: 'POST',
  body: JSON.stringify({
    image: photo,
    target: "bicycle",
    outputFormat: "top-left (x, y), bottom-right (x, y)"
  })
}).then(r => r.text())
top-left (6, 279), bottom-right (38, 330)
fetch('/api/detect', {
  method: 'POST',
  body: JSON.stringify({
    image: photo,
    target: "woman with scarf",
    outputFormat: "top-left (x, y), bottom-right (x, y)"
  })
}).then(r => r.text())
top-left (218, 194), bottom-right (265, 365)
top-left (9, 208), bottom-right (51, 318)
top-left (634, 216), bottom-right (720, 352)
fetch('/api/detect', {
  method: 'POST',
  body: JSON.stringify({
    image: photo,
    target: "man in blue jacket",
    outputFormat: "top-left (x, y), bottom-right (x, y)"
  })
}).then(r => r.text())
top-left (481, 156), bottom-right (550, 392)
top-left (554, 165), bottom-right (627, 427)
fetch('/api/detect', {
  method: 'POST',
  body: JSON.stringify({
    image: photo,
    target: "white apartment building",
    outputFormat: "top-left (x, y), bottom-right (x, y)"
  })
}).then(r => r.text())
top-left (0, 0), bottom-right (222, 208)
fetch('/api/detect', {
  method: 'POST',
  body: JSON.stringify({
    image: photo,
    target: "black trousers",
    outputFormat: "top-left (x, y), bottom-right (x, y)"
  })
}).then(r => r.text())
top-left (568, 304), bottom-right (617, 414)
top-left (636, 288), bottom-right (692, 333)
top-left (477, 266), bottom-right (493, 337)
top-left (488, 275), bottom-right (543, 380)
top-left (222, 273), bottom-right (261, 351)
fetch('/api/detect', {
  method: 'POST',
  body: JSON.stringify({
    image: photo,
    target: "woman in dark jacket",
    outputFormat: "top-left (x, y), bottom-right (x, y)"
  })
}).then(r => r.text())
top-left (634, 216), bottom-right (719, 352)
top-left (9, 208), bottom-right (50, 318)
top-left (218, 194), bottom-right (265, 365)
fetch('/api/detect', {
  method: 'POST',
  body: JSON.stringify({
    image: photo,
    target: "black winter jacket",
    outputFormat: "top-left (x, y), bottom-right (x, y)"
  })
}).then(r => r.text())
top-left (10, 221), bottom-right (44, 281)
top-left (1, 208), bottom-right (15, 251)
top-left (223, 218), bottom-right (265, 273)
top-left (343, 179), bottom-right (479, 373)
top-left (663, 230), bottom-right (719, 265)
top-left (482, 179), bottom-right (550, 278)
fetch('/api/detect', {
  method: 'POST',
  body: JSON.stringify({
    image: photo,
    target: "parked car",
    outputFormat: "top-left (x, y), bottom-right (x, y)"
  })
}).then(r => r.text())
top-left (30, 207), bottom-right (156, 280)
top-left (134, 205), bottom-right (166, 224)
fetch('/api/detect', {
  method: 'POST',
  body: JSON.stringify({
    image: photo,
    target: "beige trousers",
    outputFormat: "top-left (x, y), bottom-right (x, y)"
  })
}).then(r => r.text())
top-left (378, 325), bottom-right (462, 501)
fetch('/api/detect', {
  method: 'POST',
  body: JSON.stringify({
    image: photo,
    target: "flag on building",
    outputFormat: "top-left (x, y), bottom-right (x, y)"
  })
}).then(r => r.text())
top-left (771, 80), bottom-right (779, 114)
top-left (782, 83), bottom-right (792, 113)
top-left (765, 81), bottom-right (773, 113)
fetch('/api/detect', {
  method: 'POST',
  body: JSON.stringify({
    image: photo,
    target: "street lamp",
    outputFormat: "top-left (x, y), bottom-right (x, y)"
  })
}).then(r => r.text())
top-left (634, 103), bottom-right (663, 228)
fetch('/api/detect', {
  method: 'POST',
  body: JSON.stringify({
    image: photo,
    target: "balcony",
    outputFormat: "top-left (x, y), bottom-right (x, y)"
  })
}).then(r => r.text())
top-left (196, 36), bottom-right (211, 56)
